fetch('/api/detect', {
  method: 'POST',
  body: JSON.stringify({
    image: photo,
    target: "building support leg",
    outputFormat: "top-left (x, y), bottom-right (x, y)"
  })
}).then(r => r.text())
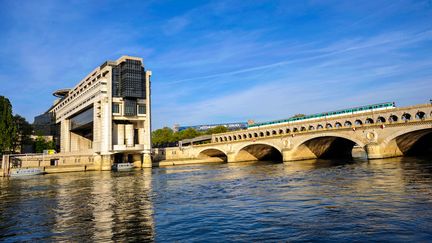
top-left (142, 152), bottom-right (152, 168)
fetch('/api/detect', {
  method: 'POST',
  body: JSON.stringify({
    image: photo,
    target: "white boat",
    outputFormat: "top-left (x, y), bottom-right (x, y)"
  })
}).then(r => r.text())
top-left (112, 163), bottom-right (134, 171)
top-left (10, 168), bottom-right (45, 177)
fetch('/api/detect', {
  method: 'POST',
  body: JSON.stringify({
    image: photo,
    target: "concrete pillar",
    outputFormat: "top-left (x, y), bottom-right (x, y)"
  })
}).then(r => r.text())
top-left (132, 154), bottom-right (142, 168)
top-left (117, 124), bottom-right (125, 145)
top-left (364, 143), bottom-right (381, 159)
top-left (282, 147), bottom-right (317, 162)
top-left (2, 155), bottom-right (9, 177)
top-left (138, 128), bottom-right (145, 145)
top-left (60, 120), bottom-right (71, 153)
top-left (101, 155), bottom-right (112, 171)
top-left (125, 124), bottom-right (134, 147)
top-left (365, 141), bottom-right (403, 159)
top-left (100, 97), bottom-right (111, 154)
top-left (226, 152), bottom-right (237, 163)
top-left (143, 70), bottom-right (152, 167)
top-left (142, 153), bottom-right (152, 168)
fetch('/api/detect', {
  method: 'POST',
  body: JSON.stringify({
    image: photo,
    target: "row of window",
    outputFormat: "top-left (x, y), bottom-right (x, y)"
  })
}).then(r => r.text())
top-left (112, 103), bottom-right (146, 115)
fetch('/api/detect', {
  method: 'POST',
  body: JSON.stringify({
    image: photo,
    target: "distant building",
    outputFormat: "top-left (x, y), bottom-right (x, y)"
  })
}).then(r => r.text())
top-left (173, 122), bottom-right (248, 132)
top-left (33, 112), bottom-right (58, 136)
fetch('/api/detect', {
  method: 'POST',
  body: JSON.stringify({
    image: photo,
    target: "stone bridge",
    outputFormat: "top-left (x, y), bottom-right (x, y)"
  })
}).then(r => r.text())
top-left (164, 103), bottom-right (432, 164)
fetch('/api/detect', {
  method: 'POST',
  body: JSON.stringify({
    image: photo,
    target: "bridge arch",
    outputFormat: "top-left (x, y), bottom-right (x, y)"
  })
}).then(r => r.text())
top-left (376, 116), bottom-right (386, 123)
top-left (290, 133), bottom-right (366, 160)
top-left (402, 113), bottom-right (412, 121)
top-left (344, 121), bottom-right (352, 127)
top-left (234, 142), bottom-right (283, 162)
top-left (382, 126), bottom-right (432, 156)
top-left (197, 148), bottom-right (228, 162)
top-left (415, 111), bottom-right (426, 120)
top-left (389, 114), bottom-right (398, 122)
top-left (365, 118), bottom-right (374, 124)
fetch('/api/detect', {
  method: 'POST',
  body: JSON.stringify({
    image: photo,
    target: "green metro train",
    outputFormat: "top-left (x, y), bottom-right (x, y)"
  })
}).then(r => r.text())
top-left (248, 102), bottom-right (396, 129)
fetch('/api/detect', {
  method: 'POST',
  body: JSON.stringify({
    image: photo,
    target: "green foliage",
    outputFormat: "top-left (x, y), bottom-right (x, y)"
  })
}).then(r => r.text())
top-left (12, 114), bottom-right (33, 152)
top-left (291, 114), bottom-right (306, 118)
top-left (206, 125), bottom-right (228, 135)
top-left (34, 136), bottom-right (55, 153)
top-left (151, 125), bottom-right (232, 147)
top-left (177, 128), bottom-right (200, 140)
top-left (151, 127), bottom-right (175, 147)
top-left (152, 127), bottom-right (202, 147)
top-left (0, 96), bottom-right (16, 154)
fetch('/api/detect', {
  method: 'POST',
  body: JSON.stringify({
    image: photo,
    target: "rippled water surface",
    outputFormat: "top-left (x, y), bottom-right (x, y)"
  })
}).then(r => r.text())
top-left (1, 157), bottom-right (432, 242)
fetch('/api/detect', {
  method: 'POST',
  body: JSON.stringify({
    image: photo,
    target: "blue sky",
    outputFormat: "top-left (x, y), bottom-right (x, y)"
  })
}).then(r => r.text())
top-left (0, 0), bottom-right (431, 129)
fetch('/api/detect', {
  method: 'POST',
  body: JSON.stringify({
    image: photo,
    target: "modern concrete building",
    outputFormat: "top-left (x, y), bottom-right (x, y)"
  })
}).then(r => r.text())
top-left (45, 55), bottom-right (152, 170)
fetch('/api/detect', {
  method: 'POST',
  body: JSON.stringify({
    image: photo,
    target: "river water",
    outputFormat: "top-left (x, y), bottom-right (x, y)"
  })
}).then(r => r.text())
top-left (1, 157), bottom-right (432, 242)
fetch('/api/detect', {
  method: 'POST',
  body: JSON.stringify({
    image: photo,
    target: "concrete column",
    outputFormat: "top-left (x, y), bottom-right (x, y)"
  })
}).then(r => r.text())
top-left (125, 124), bottom-right (134, 147)
top-left (101, 155), bottom-right (112, 171)
top-left (365, 142), bottom-right (403, 159)
top-left (138, 128), bottom-right (145, 145)
top-left (142, 153), bottom-right (152, 168)
top-left (132, 154), bottom-right (142, 168)
top-left (100, 97), bottom-right (111, 154)
top-left (143, 70), bottom-right (152, 166)
top-left (282, 147), bottom-right (317, 162)
top-left (226, 152), bottom-right (236, 163)
top-left (60, 119), bottom-right (71, 153)
top-left (2, 155), bottom-right (9, 177)
top-left (117, 124), bottom-right (125, 145)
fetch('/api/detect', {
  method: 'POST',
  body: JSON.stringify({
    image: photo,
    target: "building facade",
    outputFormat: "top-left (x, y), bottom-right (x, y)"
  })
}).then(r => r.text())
top-left (47, 56), bottom-right (152, 169)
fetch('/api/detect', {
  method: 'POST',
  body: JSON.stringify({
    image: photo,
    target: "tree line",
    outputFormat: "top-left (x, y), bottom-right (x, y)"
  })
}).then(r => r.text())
top-left (0, 95), bottom-right (54, 155)
top-left (152, 125), bottom-right (229, 147)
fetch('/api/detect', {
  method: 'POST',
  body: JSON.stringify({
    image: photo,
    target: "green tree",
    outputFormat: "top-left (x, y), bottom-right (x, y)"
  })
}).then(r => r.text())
top-left (0, 96), bottom-right (16, 154)
top-left (151, 127), bottom-right (175, 147)
top-left (206, 125), bottom-right (228, 135)
top-left (291, 114), bottom-right (305, 118)
top-left (177, 128), bottom-right (200, 140)
top-left (34, 136), bottom-right (55, 153)
top-left (12, 114), bottom-right (33, 152)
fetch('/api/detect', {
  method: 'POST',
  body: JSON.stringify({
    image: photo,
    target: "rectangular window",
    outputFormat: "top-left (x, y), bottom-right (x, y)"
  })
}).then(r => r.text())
top-left (138, 104), bottom-right (146, 114)
top-left (124, 99), bottom-right (137, 116)
top-left (112, 103), bottom-right (120, 114)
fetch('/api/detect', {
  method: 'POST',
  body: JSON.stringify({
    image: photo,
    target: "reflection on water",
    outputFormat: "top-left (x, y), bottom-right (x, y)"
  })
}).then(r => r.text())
top-left (0, 170), bottom-right (154, 242)
top-left (1, 157), bottom-right (432, 242)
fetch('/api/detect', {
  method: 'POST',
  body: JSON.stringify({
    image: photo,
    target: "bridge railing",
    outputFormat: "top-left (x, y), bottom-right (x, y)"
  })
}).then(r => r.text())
top-left (205, 115), bottom-right (432, 146)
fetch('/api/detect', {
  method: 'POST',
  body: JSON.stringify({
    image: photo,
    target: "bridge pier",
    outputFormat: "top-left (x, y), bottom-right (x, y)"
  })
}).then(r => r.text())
top-left (226, 152), bottom-right (237, 163)
top-left (282, 148), bottom-right (318, 162)
top-left (142, 153), bottom-right (152, 168)
top-left (365, 142), bottom-right (404, 160)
